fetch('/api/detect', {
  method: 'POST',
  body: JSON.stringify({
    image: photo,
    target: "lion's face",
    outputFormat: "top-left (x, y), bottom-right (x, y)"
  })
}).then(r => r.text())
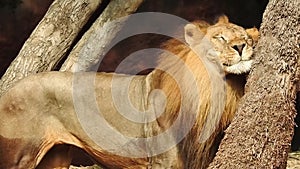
top-left (185, 16), bottom-right (259, 74)
top-left (206, 23), bottom-right (256, 74)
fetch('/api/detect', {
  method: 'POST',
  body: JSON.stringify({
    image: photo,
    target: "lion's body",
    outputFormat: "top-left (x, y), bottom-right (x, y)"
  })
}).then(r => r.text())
top-left (0, 16), bottom-right (258, 169)
top-left (0, 72), bottom-right (151, 169)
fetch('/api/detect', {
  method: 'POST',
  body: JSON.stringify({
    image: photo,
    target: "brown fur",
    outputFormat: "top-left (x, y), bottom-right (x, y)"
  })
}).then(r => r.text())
top-left (0, 16), bottom-right (258, 168)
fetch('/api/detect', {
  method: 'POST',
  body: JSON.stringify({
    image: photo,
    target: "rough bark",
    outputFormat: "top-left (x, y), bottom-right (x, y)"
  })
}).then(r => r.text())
top-left (209, 0), bottom-right (300, 168)
top-left (60, 0), bottom-right (144, 72)
top-left (0, 0), bottom-right (102, 96)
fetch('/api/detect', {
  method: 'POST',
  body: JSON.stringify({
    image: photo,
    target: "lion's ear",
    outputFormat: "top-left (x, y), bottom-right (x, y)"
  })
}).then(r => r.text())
top-left (246, 27), bottom-right (260, 43)
top-left (217, 15), bottom-right (229, 24)
top-left (184, 23), bottom-right (204, 46)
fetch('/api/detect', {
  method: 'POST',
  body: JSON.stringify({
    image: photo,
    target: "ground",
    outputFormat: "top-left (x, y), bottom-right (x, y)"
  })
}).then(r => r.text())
top-left (68, 151), bottom-right (300, 169)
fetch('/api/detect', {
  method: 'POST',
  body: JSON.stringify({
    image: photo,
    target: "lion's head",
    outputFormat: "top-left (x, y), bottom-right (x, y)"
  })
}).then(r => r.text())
top-left (184, 16), bottom-right (259, 74)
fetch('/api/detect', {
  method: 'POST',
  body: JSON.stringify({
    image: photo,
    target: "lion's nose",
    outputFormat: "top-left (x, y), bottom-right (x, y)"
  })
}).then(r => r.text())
top-left (232, 44), bottom-right (245, 56)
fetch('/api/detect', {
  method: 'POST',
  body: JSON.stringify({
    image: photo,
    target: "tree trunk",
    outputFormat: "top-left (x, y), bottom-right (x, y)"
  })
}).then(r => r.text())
top-left (209, 0), bottom-right (300, 168)
top-left (0, 0), bottom-right (103, 96)
top-left (60, 0), bottom-right (144, 72)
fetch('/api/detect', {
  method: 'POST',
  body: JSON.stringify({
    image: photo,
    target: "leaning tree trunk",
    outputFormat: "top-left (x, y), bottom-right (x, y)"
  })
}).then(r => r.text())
top-left (209, 0), bottom-right (300, 168)
top-left (61, 0), bottom-right (144, 72)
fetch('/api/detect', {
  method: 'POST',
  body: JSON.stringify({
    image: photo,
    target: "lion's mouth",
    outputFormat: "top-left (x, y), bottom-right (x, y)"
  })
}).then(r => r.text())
top-left (223, 63), bottom-right (230, 67)
top-left (223, 60), bottom-right (253, 74)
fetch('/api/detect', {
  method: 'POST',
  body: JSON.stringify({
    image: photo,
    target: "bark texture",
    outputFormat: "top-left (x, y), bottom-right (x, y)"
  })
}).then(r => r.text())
top-left (60, 0), bottom-right (144, 72)
top-left (209, 0), bottom-right (300, 168)
top-left (0, 0), bottom-right (102, 96)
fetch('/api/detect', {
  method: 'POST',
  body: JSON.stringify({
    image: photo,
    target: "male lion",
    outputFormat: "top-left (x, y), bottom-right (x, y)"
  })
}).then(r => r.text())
top-left (0, 16), bottom-right (258, 169)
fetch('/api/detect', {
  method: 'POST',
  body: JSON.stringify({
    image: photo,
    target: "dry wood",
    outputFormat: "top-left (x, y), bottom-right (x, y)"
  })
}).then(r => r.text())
top-left (60, 0), bottom-right (144, 72)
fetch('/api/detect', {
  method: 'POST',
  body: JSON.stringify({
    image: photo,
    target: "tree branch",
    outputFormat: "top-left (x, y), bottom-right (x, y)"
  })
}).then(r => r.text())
top-left (209, 0), bottom-right (300, 168)
top-left (60, 0), bottom-right (144, 72)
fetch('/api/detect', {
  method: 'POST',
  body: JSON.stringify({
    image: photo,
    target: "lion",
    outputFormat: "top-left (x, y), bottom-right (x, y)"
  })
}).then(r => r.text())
top-left (0, 16), bottom-right (259, 169)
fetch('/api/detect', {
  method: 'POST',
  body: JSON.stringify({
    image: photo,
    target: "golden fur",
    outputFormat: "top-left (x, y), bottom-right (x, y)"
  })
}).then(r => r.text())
top-left (0, 16), bottom-right (259, 169)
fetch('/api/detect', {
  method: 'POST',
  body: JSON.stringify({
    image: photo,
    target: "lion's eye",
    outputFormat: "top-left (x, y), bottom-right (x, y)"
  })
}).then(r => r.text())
top-left (214, 35), bottom-right (226, 42)
top-left (246, 38), bottom-right (253, 46)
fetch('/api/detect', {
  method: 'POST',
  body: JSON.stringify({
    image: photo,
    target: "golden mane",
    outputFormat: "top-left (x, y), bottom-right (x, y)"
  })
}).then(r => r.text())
top-left (148, 34), bottom-right (245, 168)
